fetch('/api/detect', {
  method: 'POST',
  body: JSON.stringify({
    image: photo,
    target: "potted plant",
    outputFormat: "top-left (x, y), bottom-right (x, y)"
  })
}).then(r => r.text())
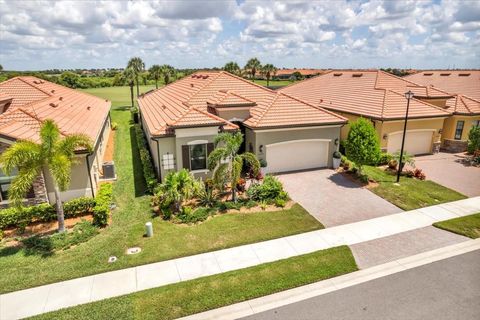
top-left (332, 151), bottom-right (342, 169)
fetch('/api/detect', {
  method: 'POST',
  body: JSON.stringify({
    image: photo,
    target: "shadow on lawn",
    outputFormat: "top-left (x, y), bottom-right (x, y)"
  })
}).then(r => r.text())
top-left (129, 124), bottom-right (149, 197)
top-left (0, 235), bottom-right (54, 258)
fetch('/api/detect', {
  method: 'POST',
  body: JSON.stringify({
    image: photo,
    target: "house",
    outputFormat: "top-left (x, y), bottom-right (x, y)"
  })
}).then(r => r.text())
top-left (0, 76), bottom-right (111, 206)
top-left (280, 70), bottom-right (455, 156)
top-left (405, 71), bottom-right (480, 152)
top-left (137, 71), bottom-right (347, 180)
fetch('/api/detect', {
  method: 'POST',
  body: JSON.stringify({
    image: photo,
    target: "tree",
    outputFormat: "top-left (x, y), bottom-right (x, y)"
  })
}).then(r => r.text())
top-left (160, 65), bottom-right (176, 85)
top-left (127, 57), bottom-right (145, 97)
top-left (60, 71), bottom-right (80, 88)
top-left (261, 64), bottom-right (277, 86)
top-left (345, 118), bottom-right (381, 174)
top-left (157, 169), bottom-right (201, 213)
top-left (149, 64), bottom-right (162, 89)
top-left (244, 58), bottom-right (262, 82)
top-left (121, 67), bottom-right (136, 109)
top-left (0, 64), bottom-right (3, 72)
top-left (467, 126), bottom-right (480, 154)
top-left (0, 120), bottom-right (92, 232)
top-left (208, 132), bottom-right (260, 202)
top-left (223, 61), bottom-right (241, 75)
top-left (292, 71), bottom-right (303, 81)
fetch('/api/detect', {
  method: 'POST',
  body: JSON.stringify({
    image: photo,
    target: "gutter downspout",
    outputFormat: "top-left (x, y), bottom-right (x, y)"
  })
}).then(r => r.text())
top-left (85, 153), bottom-right (95, 198)
top-left (154, 138), bottom-right (162, 181)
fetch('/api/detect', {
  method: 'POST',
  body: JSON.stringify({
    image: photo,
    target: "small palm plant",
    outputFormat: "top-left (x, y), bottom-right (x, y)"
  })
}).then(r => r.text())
top-left (0, 120), bottom-right (92, 232)
top-left (208, 132), bottom-right (260, 202)
top-left (156, 169), bottom-right (201, 214)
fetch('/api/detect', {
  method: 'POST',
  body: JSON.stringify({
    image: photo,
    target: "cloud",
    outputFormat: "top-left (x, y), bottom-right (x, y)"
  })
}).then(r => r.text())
top-left (0, 0), bottom-right (478, 70)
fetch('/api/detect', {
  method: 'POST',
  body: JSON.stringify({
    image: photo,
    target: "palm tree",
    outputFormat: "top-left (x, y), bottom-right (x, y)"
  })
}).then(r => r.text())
top-left (127, 57), bottom-right (145, 97)
top-left (160, 65), bottom-right (176, 85)
top-left (122, 67), bottom-right (136, 109)
top-left (208, 132), bottom-right (260, 202)
top-left (0, 120), bottom-right (92, 232)
top-left (261, 64), bottom-right (278, 86)
top-left (149, 64), bottom-right (162, 89)
top-left (244, 58), bottom-right (262, 82)
top-left (223, 62), bottom-right (241, 75)
top-left (158, 169), bottom-right (201, 213)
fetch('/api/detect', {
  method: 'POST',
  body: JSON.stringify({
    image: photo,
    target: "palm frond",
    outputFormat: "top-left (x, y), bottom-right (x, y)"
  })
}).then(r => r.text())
top-left (231, 156), bottom-right (243, 186)
top-left (40, 119), bottom-right (60, 158)
top-left (0, 140), bottom-right (42, 174)
top-left (8, 167), bottom-right (40, 207)
top-left (213, 162), bottom-right (229, 187)
top-left (50, 153), bottom-right (71, 191)
top-left (207, 147), bottom-right (227, 171)
top-left (241, 152), bottom-right (260, 175)
top-left (57, 134), bottom-right (93, 156)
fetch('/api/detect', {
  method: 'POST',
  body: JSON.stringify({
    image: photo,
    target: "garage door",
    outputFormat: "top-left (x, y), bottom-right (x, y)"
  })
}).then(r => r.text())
top-left (387, 130), bottom-right (433, 155)
top-left (266, 139), bottom-right (329, 173)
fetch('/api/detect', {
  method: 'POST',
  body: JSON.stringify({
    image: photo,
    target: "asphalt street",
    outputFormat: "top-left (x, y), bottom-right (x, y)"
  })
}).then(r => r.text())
top-left (241, 250), bottom-right (480, 320)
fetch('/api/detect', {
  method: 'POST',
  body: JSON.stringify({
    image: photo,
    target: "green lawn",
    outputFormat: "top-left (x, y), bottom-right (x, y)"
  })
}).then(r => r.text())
top-left (252, 79), bottom-right (296, 87)
top-left (31, 246), bottom-right (357, 320)
top-left (0, 86), bottom-right (322, 294)
top-left (363, 166), bottom-right (467, 211)
top-left (433, 213), bottom-right (480, 239)
top-left (81, 85), bottom-right (156, 108)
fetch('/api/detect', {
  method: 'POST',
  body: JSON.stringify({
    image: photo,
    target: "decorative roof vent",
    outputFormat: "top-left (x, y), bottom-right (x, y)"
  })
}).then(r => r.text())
top-left (352, 73), bottom-right (363, 77)
top-left (51, 89), bottom-right (55, 93)
top-left (459, 73), bottom-right (471, 77)
top-left (423, 73), bottom-right (433, 76)
top-left (59, 96), bottom-right (63, 101)
top-left (333, 73), bottom-right (343, 76)
top-left (190, 83), bottom-right (194, 87)
top-left (33, 80), bottom-right (42, 84)
top-left (162, 105), bottom-right (166, 110)
top-left (87, 106), bottom-right (91, 110)
top-left (49, 102), bottom-right (58, 108)
top-left (202, 75), bottom-right (209, 79)
top-left (440, 73), bottom-right (451, 76)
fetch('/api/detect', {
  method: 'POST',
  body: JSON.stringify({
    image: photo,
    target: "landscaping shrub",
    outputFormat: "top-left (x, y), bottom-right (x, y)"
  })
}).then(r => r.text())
top-left (345, 118), bottom-right (381, 173)
top-left (217, 201), bottom-right (243, 212)
top-left (377, 152), bottom-right (393, 166)
top-left (247, 175), bottom-right (289, 202)
top-left (0, 197), bottom-right (96, 231)
top-left (134, 124), bottom-right (158, 193)
top-left (467, 126), bottom-right (480, 154)
top-left (177, 207), bottom-right (215, 224)
top-left (392, 151), bottom-right (415, 170)
top-left (93, 183), bottom-right (113, 227)
top-left (275, 198), bottom-right (286, 208)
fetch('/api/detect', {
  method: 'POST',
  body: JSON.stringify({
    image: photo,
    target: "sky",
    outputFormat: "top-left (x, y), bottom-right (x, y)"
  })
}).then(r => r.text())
top-left (0, 0), bottom-right (479, 71)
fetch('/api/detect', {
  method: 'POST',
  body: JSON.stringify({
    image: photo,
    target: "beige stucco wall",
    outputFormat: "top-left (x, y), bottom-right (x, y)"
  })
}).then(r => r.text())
top-left (216, 109), bottom-right (251, 121)
top-left (442, 115), bottom-right (480, 141)
top-left (251, 126), bottom-right (342, 168)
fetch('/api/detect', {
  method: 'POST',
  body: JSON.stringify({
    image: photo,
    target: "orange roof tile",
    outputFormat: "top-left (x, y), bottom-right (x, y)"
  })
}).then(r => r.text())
top-left (406, 70), bottom-right (480, 101)
top-left (280, 70), bottom-right (452, 120)
top-left (0, 76), bottom-right (111, 144)
top-left (138, 71), bottom-right (346, 136)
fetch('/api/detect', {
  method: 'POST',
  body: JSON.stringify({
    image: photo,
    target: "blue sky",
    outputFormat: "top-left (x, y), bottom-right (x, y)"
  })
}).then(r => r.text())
top-left (0, 0), bottom-right (479, 70)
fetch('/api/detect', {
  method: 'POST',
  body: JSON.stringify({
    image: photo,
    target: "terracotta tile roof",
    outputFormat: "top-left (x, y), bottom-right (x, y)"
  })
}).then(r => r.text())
top-left (405, 70), bottom-right (480, 101)
top-left (0, 92), bottom-right (13, 103)
top-left (0, 76), bottom-right (111, 144)
top-left (138, 71), bottom-right (346, 136)
top-left (280, 70), bottom-right (452, 120)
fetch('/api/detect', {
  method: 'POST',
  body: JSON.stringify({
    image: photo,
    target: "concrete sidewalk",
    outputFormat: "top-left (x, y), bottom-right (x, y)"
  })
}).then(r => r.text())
top-left (1, 197), bottom-right (479, 319)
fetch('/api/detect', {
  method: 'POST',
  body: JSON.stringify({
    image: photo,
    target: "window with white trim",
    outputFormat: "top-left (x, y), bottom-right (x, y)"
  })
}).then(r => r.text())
top-left (189, 144), bottom-right (207, 170)
top-left (454, 120), bottom-right (464, 140)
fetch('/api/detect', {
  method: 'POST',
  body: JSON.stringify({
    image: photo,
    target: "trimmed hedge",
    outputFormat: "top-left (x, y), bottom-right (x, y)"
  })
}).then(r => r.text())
top-left (134, 124), bottom-right (158, 193)
top-left (93, 183), bottom-right (113, 227)
top-left (0, 197), bottom-right (96, 231)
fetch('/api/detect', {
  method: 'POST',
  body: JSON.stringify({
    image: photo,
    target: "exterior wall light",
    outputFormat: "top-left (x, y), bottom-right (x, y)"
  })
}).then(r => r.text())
top-left (383, 133), bottom-right (388, 140)
top-left (334, 138), bottom-right (339, 146)
top-left (259, 145), bottom-right (264, 153)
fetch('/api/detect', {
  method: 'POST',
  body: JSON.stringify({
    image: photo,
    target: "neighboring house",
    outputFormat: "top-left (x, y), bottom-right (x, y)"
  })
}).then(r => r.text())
top-left (275, 69), bottom-right (326, 80)
top-left (405, 70), bottom-right (480, 152)
top-left (280, 70), bottom-right (454, 155)
top-left (0, 76), bottom-right (111, 207)
top-left (137, 71), bottom-right (347, 181)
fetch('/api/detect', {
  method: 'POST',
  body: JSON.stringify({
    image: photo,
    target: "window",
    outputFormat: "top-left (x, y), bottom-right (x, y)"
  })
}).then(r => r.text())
top-left (473, 120), bottom-right (480, 128)
top-left (0, 168), bottom-right (17, 202)
top-left (189, 144), bottom-right (207, 170)
top-left (454, 120), bottom-right (465, 140)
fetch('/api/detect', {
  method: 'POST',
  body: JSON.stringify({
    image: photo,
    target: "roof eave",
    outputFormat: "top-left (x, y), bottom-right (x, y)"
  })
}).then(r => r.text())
top-left (244, 121), bottom-right (347, 130)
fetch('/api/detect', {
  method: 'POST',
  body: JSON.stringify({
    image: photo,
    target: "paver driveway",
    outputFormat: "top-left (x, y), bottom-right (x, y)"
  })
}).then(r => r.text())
top-left (277, 169), bottom-right (402, 227)
top-left (414, 152), bottom-right (480, 197)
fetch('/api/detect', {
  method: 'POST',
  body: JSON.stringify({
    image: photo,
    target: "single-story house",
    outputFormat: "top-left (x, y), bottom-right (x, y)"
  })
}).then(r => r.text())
top-left (405, 71), bottom-right (480, 152)
top-left (137, 71), bottom-right (347, 181)
top-left (0, 76), bottom-right (111, 207)
top-left (280, 70), bottom-right (454, 155)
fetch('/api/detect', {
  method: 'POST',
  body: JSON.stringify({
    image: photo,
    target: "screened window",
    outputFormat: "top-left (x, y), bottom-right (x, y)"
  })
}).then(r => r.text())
top-left (189, 144), bottom-right (207, 170)
top-left (454, 121), bottom-right (465, 140)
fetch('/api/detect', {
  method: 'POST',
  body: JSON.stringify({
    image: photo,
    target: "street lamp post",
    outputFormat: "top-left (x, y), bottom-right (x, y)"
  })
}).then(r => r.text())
top-left (396, 90), bottom-right (415, 183)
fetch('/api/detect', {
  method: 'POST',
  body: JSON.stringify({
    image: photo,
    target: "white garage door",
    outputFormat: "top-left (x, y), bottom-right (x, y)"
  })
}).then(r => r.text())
top-left (266, 139), bottom-right (329, 173)
top-left (387, 130), bottom-right (433, 155)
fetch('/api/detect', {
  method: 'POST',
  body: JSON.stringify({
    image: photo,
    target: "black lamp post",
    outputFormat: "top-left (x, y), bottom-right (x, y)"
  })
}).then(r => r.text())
top-left (396, 90), bottom-right (415, 183)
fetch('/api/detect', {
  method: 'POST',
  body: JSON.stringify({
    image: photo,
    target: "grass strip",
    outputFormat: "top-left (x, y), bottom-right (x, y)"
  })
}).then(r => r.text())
top-left (433, 213), bottom-right (480, 239)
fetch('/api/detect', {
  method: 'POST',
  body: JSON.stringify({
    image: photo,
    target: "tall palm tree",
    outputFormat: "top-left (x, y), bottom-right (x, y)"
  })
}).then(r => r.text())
top-left (223, 62), bottom-right (241, 75)
top-left (122, 67), bottom-right (136, 109)
top-left (160, 65), bottom-right (176, 85)
top-left (149, 64), bottom-right (162, 89)
top-left (207, 132), bottom-right (260, 202)
top-left (0, 120), bottom-right (92, 232)
top-left (127, 57), bottom-right (145, 97)
top-left (244, 58), bottom-right (261, 82)
top-left (261, 64), bottom-right (278, 86)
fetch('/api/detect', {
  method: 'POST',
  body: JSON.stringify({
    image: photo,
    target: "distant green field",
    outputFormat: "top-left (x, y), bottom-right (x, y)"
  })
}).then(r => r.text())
top-left (81, 85), bottom-right (156, 107)
top-left (252, 79), bottom-right (296, 87)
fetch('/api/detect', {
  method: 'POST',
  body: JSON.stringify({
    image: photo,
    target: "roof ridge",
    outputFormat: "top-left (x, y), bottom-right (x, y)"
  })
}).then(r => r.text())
top-left (192, 107), bottom-right (238, 128)
top-left (253, 94), bottom-right (280, 126)
top-left (380, 88), bottom-right (388, 119)
top-left (17, 107), bottom-right (68, 137)
top-left (457, 95), bottom-right (471, 114)
top-left (278, 91), bottom-right (347, 121)
top-left (218, 71), bottom-right (278, 94)
top-left (14, 76), bottom-right (55, 97)
top-left (387, 89), bottom-right (451, 115)
top-left (184, 72), bottom-right (224, 103)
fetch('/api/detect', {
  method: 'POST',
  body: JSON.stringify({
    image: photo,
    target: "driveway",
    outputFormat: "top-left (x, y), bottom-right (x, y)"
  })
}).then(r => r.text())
top-left (277, 169), bottom-right (402, 227)
top-left (414, 152), bottom-right (480, 197)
